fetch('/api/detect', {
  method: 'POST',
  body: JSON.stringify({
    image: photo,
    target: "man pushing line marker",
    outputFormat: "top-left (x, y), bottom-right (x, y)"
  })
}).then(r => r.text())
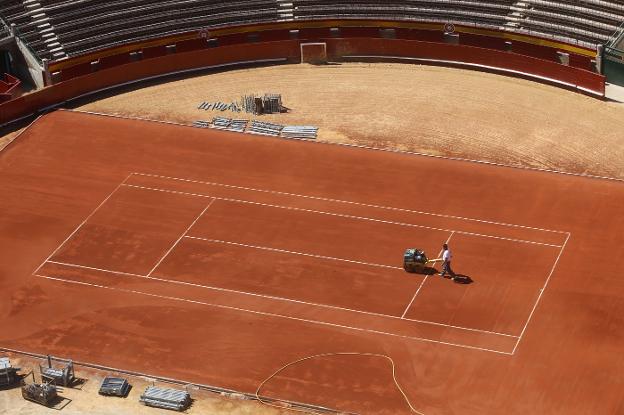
top-left (428, 243), bottom-right (457, 280)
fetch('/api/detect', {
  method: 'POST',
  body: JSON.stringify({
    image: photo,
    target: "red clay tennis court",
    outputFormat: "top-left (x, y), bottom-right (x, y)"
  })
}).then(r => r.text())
top-left (1, 110), bottom-right (623, 414)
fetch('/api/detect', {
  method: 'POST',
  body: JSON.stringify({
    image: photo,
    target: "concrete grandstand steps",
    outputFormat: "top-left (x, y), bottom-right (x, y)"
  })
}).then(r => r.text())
top-left (277, 0), bottom-right (295, 21)
top-left (25, 0), bottom-right (68, 60)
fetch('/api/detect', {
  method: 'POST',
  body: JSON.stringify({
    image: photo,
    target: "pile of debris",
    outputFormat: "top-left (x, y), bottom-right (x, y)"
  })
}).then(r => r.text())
top-left (140, 385), bottom-right (191, 411)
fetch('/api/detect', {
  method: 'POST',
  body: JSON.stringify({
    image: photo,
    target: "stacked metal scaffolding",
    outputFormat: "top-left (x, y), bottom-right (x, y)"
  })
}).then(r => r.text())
top-left (140, 386), bottom-right (191, 411)
top-left (281, 126), bottom-right (318, 139)
top-left (192, 120), bottom-right (210, 128)
top-left (40, 356), bottom-right (74, 386)
top-left (0, 357), bottom-right (18, 387)
top-left (21, 371), bottom-right (59, 407)
top-left (206, 117), bottom-right (249, 132)
top-left (98, 377), bottom-right (130, 397)
top-left (241, 93), bottom-right (283, 115)
top-left (197, 101), bottom-right (242, 112)
top-left (249, 120), bottom-right (284, 136)
top-left (193, 118), bottom-right (318, 139)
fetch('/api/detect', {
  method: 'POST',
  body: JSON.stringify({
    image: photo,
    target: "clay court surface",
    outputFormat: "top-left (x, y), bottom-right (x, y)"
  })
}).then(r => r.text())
top-left (1, 109), bottom-right (624, 414)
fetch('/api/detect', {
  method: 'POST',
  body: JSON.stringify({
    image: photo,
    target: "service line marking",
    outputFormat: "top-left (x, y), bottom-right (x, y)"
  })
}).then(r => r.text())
top-left (401, 231), bottom-right (455, 319)
top-left (122, 183), bottom-right (563, 248)
top-left (32, 173), bottom-right (132, 275)
top-left (130, 172), bottom-right (569, 235)
top-left (511, 232), bottom-right (571, 354)
top-left (40, 259), bottom-right (518, 339)
top-left (184, 236), bottom-right (403, 270)
top-left (34, 274), bottom-right (514, 355)
top-left (146, 198), bottom-right (215, 277)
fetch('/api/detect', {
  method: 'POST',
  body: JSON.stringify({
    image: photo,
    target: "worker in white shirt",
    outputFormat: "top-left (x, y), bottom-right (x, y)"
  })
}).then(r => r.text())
top-left (438, 243), bottom-right (456, 280)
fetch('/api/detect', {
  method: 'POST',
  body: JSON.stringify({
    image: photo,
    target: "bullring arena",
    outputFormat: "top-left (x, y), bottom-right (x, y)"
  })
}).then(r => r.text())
top-left (1, 2), bottom-right (624, 415)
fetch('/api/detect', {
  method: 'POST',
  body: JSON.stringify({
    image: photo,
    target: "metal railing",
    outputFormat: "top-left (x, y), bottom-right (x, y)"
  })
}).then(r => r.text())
top-left (0, 13), bottom-right (11, 39)
top-left (605, 20), bottom-right (624, 49)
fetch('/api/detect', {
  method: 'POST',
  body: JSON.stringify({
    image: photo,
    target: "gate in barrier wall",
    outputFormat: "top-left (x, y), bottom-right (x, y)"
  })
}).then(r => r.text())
top-left (603, 46), bottom-right (624, 86)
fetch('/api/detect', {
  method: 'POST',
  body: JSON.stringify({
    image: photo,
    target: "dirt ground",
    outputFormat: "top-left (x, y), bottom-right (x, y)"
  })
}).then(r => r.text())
top-left (1, 62), bottom-right (623, 415)
top-left (0, 354), bottom-right (289, 415)
top-left (0, 128), bottom-right (25, 152)
top-left (59, 62), bottom-right (624, 180)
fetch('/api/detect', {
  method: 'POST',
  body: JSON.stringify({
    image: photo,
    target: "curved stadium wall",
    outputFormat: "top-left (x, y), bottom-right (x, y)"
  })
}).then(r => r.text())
top-left (1, 0), bottom-right (619, 126)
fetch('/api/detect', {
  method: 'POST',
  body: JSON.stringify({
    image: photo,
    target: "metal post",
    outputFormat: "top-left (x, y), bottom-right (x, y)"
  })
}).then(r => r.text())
top-left (596, 44), bottom-right (604, 74)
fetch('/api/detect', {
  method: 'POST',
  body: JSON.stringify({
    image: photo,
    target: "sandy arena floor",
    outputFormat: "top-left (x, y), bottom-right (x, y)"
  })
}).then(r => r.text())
top-left (0, 354), bottom-right (289, 415)
top-left (70, 62), bottom-right (624, 179)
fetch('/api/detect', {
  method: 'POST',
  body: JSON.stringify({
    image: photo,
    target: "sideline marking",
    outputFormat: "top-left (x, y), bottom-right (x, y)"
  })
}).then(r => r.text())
top-left (511, 232), bottom-right (571, 354)
top-left (146, 198), bottom-right (215, 277)
top-left (184, 236), bottom-right (403, 270)
top-left (123, 183), bottom-right (563, 248)
top-left (34, 274), bottom-right (514, 355)
top-left (41, 259), bottom-right (518, 339)
top-left (130, 172), bottom-right (569, 235)
top-left (32, 173), bottom-right (132, 275)
top-left (401, 231), bottom-right (455, 319)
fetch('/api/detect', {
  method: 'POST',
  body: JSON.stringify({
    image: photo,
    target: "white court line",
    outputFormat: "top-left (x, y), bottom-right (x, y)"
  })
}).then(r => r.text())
top-left (41, 259), bottom-right (518, 339)
top-left (130, 172), bottom-right (568, 235)
top-left (401, 232), bottom-right (456, 319)
top-left (122, 183), bottom-right (563, 248)
top-left (511, 232), bottom-right (571, 354)
top-left (32, 173), bottom-right (132, 275)
top-left (145, 198), bottom-right (216, 277)
top-left (184, 236), bottom-right (403, 270)
top-left (34, 274), bottom-right (513, 355)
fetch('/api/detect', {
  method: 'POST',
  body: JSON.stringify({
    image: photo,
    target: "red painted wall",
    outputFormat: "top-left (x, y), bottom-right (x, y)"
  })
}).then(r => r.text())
top-left (0, 41), bottom-right (300, 125)
top-left (325, 38), bottom-right (604, 95)
top-left (0, 74), bottom-right (21, 104)
top-left (0, 34), bottom-right (605, 126)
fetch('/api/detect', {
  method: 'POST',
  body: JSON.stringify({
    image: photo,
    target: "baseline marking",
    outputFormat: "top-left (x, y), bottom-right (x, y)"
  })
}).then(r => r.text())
top-left (123, 183), bottom-right (563, 248)
top-left (41, 259), bottom-right (518, 338)
top-left (146, 198), bottom-right (216, 277)
top-left (34, 274), bottom-right (513, 355)
top-left (130, 172), bottom-right (569, 234)
top-left (32, 173), bottom-right (132, 275)
top-left (511, 232), bottom-right (571, 354)
top-left (401, 231), bottom-right (455, 319)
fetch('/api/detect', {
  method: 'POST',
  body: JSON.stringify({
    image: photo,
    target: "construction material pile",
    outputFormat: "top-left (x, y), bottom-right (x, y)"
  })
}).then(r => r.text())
top-left (241, 93), bottom-right (283, 115)
top-left (98, 377), bottom-right (130, 397)
top-left (0, 357), bottom-right (18, 387)
top-left (249, 120), bottom-right (284, 136)
top-left (140, 386), bottom-right (191, 411)
top-left (197, 101), bottom-right (242, 112)
top-left (209, 117), bottom-right (248, 132)
top-left (281, 125), bottom-right (319, 139)
top-left (194, 118), bottom-right (318, 139)
top-left (40, 357), bottom-right (74, 386)
top-left (21, 382), bottom-right (58, 405)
